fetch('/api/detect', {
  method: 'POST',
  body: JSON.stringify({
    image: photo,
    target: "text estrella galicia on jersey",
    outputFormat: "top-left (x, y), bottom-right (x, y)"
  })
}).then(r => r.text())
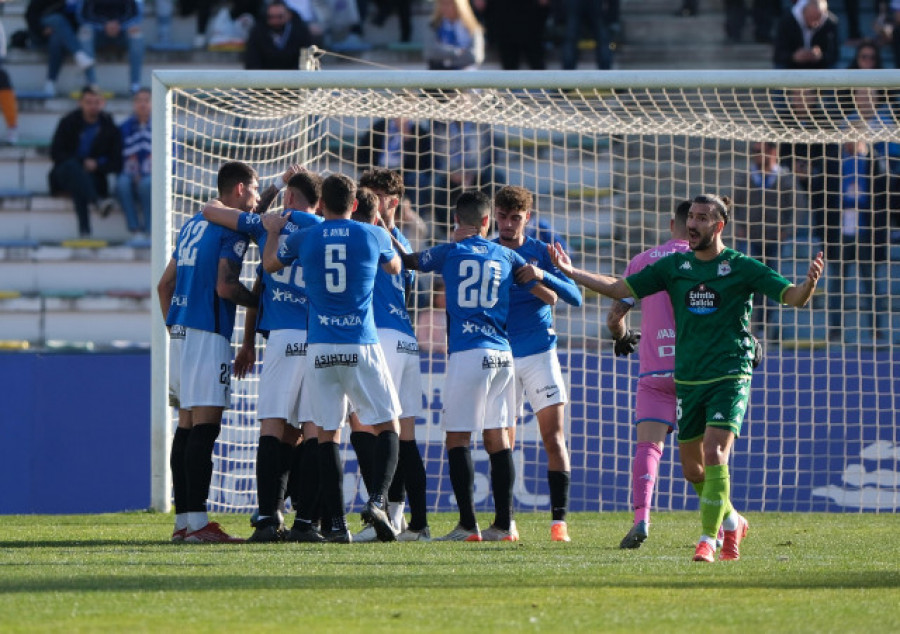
top-left (233, 240), bottom-right (248, 257)
top-left (717, 261), bottom-right (732, 276)
top-left (685, 283), bottom-right (719, 315)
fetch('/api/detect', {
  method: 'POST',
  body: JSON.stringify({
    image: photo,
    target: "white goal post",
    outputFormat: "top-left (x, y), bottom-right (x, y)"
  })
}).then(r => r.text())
top-left (151, 69), bottom-right (900, 516)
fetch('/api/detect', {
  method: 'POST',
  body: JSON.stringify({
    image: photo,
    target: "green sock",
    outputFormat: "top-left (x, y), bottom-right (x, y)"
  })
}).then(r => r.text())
top-left (693, 478), bottom-right (734, 519)
top-left (699, 464), bottom-right (730, 538)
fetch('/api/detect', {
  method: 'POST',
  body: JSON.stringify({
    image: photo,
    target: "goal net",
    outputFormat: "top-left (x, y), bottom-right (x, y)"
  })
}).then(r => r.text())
top-left (151, 69), bottom-right (900, 517)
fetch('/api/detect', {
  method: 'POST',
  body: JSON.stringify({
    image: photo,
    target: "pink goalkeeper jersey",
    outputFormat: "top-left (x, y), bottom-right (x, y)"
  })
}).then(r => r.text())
top-left (623, 238), bottom-right (690, 376)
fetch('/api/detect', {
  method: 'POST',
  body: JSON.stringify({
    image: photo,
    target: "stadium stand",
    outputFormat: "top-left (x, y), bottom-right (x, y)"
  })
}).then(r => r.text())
top-left (0, 0), bottom-right (889, 349)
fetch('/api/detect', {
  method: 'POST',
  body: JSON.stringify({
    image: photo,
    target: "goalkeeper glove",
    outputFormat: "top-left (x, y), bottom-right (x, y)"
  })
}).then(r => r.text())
top-left (751, 334), bottom-right (763, 369)
top-left (613, 329), bottom-right (640, 356)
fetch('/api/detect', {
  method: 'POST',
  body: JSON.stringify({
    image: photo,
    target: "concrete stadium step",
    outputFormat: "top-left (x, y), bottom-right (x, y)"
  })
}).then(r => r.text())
top-left (0, 201), bottom-right (138, 242)
top-left (1, 254), bottom-right (150, 294)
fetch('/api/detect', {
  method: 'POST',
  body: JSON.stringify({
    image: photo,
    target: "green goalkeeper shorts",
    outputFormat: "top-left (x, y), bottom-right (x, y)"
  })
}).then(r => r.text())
top-left (675, 378), bottom-right (751, 443)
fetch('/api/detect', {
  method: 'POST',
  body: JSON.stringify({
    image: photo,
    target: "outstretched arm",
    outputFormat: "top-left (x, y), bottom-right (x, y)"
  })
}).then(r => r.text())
top-left (202, 199), bottom-right (244, 231)
top-left (548, 242), bottom-right (633, 300)
top-left (782, 251), bottom-right (824, 307)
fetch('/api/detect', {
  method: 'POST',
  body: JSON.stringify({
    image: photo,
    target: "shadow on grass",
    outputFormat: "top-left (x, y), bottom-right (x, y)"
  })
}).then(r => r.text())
top-left (0, 571), bottom-right (898, 593)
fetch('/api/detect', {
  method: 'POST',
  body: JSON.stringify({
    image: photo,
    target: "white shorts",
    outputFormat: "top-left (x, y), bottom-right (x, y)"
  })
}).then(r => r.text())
top-left (443, 348), bottom-right (515, 433)
top-left (179, 327), bottom-right (232, 409)
top-left (167, 325), bottom-right (186, 408)
top-left (307, 342), bottom-right (401, 431)
top-left (257, 329), bottom-right (313, 427)
top-left (514, 349), bottom-right (568, 417)
top-left (378, 328), bottom-right (425, 420)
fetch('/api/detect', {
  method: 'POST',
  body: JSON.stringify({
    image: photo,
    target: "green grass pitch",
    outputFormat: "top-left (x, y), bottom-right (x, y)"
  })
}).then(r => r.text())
top-left (0, 512), bottom-right (898, 632)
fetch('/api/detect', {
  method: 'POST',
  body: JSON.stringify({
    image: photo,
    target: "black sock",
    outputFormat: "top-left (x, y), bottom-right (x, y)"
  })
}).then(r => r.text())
top-left (350, 431), bottom-right (377, 495)
top-left (370, 430), bottom-right (399, 502)
top-left (399, 439), bottom-right (428, 530)
top-left (294, 438), bottom-right (319, 523)
top-left (448, 446), bottom-right (476, 530)
top-left (318, 441), bottom-right (344, 524)
top-left (548, 470), bottom-right (570, 522)
top-left (489, 449), bottom-right (514, 531)
top-left (185, 423), bottom-right (221, 512)
top-left (169, 426), bottom-right (190, 514)
top-left (277, 441), bottom-right (293, 512)
top-left (255, 435), bottom-right (281, 519)
top-left (388, 460), bottom-right (406, 505)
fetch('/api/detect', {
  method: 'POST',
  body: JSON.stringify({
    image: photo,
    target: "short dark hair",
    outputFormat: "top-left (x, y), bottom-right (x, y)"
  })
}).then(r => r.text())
top-left (494, 186), bottom-right (532, 213)
top-left (455, 190), bottom-right (492, 226)
top-left (673, 199), bottom-right (691, 228)
top-left (352, 187), bottom-right (379, 223)
top-left (80, 85), bottom-right (99, 99)
top-left (320, 173), bottom-right (357, 214)
top-left (692, 193), bottom-right (731, 225)
top-left (287, 171), bottom-right (322, 207)
top-left (359, 168), bottom-right (404, 199)
top-left (217, 161), bottom-right (258, 196)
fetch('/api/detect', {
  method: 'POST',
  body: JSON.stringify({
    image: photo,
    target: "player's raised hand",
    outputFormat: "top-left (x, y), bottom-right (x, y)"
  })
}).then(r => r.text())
top-left (807, 252), bottom-right (824, 286)
top-left (262, 213), bottom-right (288, 233)
top-left (548, 242), bottom-right (573, 277)
top-left (281, 163), bottom-right (303, 186)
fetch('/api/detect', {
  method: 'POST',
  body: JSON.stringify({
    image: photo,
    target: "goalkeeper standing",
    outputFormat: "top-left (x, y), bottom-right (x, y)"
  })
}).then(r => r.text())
top-left (551, 194), bottom-right (823, 562)
top-left (609, 200), bottom-right (692, 549)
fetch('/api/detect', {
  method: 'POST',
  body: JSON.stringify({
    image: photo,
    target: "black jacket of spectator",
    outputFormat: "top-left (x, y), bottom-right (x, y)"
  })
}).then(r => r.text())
top-left (244, 11), bottom-right (313, 70)
top-left (26, 0), bottom-right (79, 45)
top-left (772, 8), bottom-right (840, 69)
top-left (356, 118), bottom-right (432, 174)
top-left (49, 108), bottom-right (122, 197)
top-left (80, 0), bottom-right (141, 25)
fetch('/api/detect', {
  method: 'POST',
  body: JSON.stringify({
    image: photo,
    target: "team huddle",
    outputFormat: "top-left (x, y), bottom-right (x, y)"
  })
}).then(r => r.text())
top-left (158, 160), bottom-right (824, 562)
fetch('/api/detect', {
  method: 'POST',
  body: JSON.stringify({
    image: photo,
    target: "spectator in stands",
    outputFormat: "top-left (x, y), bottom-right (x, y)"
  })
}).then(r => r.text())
top-left (824, 126), bottom-right (890, 343)
top-left (25, 0), bottom-right (95, 97)
top-left (283, 0), bottom-right (325, 45)
top-left (777, 88), bottom-right (840, 241)
top-left (560, 0), bottom-right (619, 70)
top-left (479, 0), bottom-right (551, 69)
top-left (773, 0), bottom-right (840, 69)
top-left (49, 86), bottom-right (122, 238)
top-left (724, 0), bottom-right (781, 43)
top-left (116, 87), bottom-right (152, 239)
top-left (179, 0), bottom-right (262, 49)
top-left (428, 119), bottom-right (505, 234)
top-left (848, 38), bottom-right (883, 70)
top-left (78, 0), bottom-right (145, 95)
top-left (732, 141), bottom-right (810, 336)
top-left (243, 0), bottom-right (312, 69)
top-left (369, 0), bottom-right (413, 43)
top-left (424, 0), bottom-right (484, 70)
top-left (0, 20), bottom-right (19, 144)
top-left (356, 117), bottom-right (433, 209)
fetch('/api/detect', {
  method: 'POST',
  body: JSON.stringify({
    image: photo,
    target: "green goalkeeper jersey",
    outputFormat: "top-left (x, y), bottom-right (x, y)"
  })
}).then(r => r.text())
top-left (624, 248), bottom-right (791, 384)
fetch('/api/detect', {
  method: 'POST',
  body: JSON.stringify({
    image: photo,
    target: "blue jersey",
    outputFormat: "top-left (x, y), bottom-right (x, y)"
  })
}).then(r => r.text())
top-left (166, 211), bottom-right (249, 338)
top-left (277, 217), bottom-right (396, 345)
top-left (417, 236), bottom-right (532, 354)
top-left (372, 227), bottom-right (415, 337)
top-left (495, 236), bottom-right (583, 358)
top-left (235, 210), bottom-right (323, 334)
